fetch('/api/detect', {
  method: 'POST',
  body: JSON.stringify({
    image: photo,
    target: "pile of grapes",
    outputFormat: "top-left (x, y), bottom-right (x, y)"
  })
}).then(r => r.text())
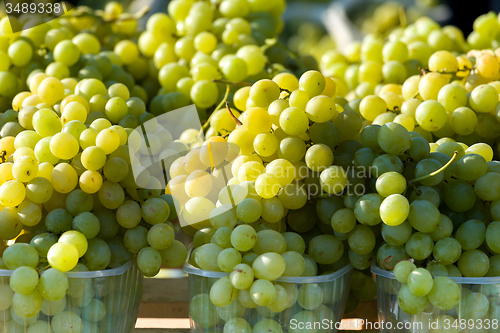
top-left (0, 0), bottom-right (300, 331)
top-left (178, 10), bottom-right (500, 333)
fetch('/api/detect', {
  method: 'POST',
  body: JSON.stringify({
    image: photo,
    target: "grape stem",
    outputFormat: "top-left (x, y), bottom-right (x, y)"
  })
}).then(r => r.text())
top-left (408, 151), bottom-right (458, 184)
top-left (212, 79), bottom-right (252, 86)
top-left (227, 102), bottom-right (243, 127)
top-left (201, 85), bottom-right (231, 131)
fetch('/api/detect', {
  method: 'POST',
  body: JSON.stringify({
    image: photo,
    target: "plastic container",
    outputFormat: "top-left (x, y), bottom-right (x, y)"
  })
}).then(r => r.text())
top-left (372, 262), bottom-right (500, 333)
top-left (184, 259), bottom-right (353, 333)
top-left (0, 259), bottom-right (142, 333)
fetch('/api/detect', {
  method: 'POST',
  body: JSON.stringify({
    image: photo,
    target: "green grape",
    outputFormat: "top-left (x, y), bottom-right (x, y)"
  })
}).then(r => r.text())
top-left (9, 266), bottom-right (39, 295)
top-left (405, 232), bottom-right (433, 260)
top-left (359, 95), bottom-right (386, 122)
top-left (475, 172), bottom-right (500, 201)
top-left (218, 248), bottom-right (242, 273)
top-left (193, 228), bottom-right (215, 248)
top-left (429, 214), bottom-right (453, 241)
top-left (319, 166), bottom-right (348, 195)
top-left (376, 172), bottom-right (406, 197)
top-left (455, 219), bottom-right (485, 250)
top-left (72, 212), bottom-right (100, 240)
top-left (66, 189), bottom-right (93, 217)
top-left (252, 252), bottom-right (286, 281)
top-left (353, 148), bottom-right (379, 170)
top-left (454, 154), bottom-right (487, 181)
top-left (82, 238), bottom-right (111, 271)
top-left (209, 205), bottom-right (238, 229)
top-left (450, 107), bottom-right (478, 135)
top-left (415, 158), bottom-right (443, 186)
top-left (409, 137), bottom-right (430, 162)
top-left (393, 260), bottom-right (416, 283)
top-left (377, 122), bottom-right (411, 156)
top-left (486, 221), bottom-right (500, 254)
top-left (0, 180), bottom-right (26, 208)
top-left (48, 242), bottom-right (79, 272)
top-left (348, 225), bottom-right (375, 256)
top-left (116, 200), bottom-right (142, 229)
top-left (354, 193), bottom-right (383, 226)
top-left (397, 284), bottom-right (428, 315)
top-left (59, 230), bottom-right (88, 257)
top-left (279, 107), bottom-right (309, 136)
top-left (437, 83), bottom-right (467, 112)
top-left (331, 208), bottom-right (356, 234)
top-left (305, 144), bottom-right (334, 172)
top-left (142, 198), bottom-right (170, 225)
top-left (282, 232), bottom-right (305, 254)
top-left (427, 277), bottom-right (460, 311)
top-left (30, 233), bottom-right (57, 258)
top-left (278, 136), bottom-right (306, 162)
top-left (381, 221), bottom-right (412, 246)
top-left (433, 238), bottom-right (462, 265)
top-left (12, 289), bottom-right (43, 318)
top-left (18, 200), bottom-right (42, 227)
top-left (407, 268), bottom-right (433, 296)
top-left (38, 268), bottom-right (68, 301)
top-left (236, 198), bottom-right (262, 223)
top-left (380, 194), bottom-right (409, 226)
top-left (408, 200), bottom-right (440, 233)
top-left (3, 243), bottom-right (39, 270)
top-left (457, 250), bottom-right (490, 277)
top-left (51, 311), bottom-right (82, 333)
top-left (415, 100), bottom-right (448, 132)
top-left (308, 234), bottom-right (344, 264)
top-left (444, 179), bottom-right (475, 212)
top-left (250, 279), bottom-right (276, 306)
top-left (281, 251), bottom-right (306, 277)
top-left (147, 223), bottom-right (174, 250)
top-left (210, 276), bottom-right (238, 308)
top-left (253, 230), bottom-right (286, 255)
top-left (137, 246), bottom-right (162, 277)
top-left (469, 84), bottom-right (499, 113)
top-left (371, 154), bottom-right (404, 177)
top-left (260, 197), bottom-right (285, 223)
top-left (223, 318), bottom-right (252, 333)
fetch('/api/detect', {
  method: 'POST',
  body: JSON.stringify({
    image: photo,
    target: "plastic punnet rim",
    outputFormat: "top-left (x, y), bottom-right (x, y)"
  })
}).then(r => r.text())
top-left (371, 262), bottom-right (500, 285)
top-left (183, 246), bottom-right (353, 283)
top-left (0, 259), bottom-right (135, 278)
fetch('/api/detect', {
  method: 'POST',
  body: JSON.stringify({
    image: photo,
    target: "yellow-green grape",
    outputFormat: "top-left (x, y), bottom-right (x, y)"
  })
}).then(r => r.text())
top-left (12, 155), bottom-right (38, 182)
top-left (253, 133), bottom-right (278, 157)
top-left (289, 89), bottom-right (309, 110)
top-left (250, 279), bottom-right (276, 306)
top-left (236, 45), bottom-right (266, 76)
top-left (380, 194), bottom-right (410, 226)
top-left (255, 173), bottom-right (281, 199)
top-left (59, 231), bottom-right (88, 258)
top-left (0, 180), bottom-right (25, 207)
top-left (61, 102), bottom-right (87, 124)
top-left (428, 50), bottom-right (458, 73)
top-left (299, 70), bottom-right (326, 97)
top-left (305, 144), bottom-right (334, 172)
top-left (52, 163), bottom-right (78, 194)
top-left (437, 83), bottom-right (467, 113)
top-left (18, 200), bottom-right (42, 227)
top-left (38, 268), bottom-right (68, 302)
top-left (469, 84), bottom-right (499, 113)
top-left (50, 133), bottom-right (79, 160)
top-left (305, 95), bottom-right (336, 123)
top-left (279, 107), bottom-right (310, 138)
top-left (242, 107), bottom-right (272, 135)
top-left (331, 208), bottom-right (356, 234)
top-left (418, 72), bottom-right (448, 101)
top-left (38, 77), bottom-right (65, 105)
top-left (210, 276), bottom-right (238, 307)
top-left (96, 128), bottom-right (120, 154)
top-left (320, 166), bottom-right (348, 194)
top-left (238, 161), bottom-right (265, 182)
top-left (47, 242), bottom-right (79, 272)
top-left (12, 289), bottom-right (43, 318)
top-left (450, 107), bottom-right (477, 135)
top-left (249, 79), bottom-right (280, 108)
top-left (360, 95), bottom-right (387, 121)
top-left (415, 100), bottom-right (448, 132)
top-left (376, 172), bottom-right (406, 197)
top-left (266, 159), bottom-right (295, 187)
top-left (32, 109), bottom-right (62, 137)
top-left (79, 170), bottom-right (103, 194)
top-left (227, 126), bottom-right (255, 155)
top-left (466, 143), bottom-right (493, 162)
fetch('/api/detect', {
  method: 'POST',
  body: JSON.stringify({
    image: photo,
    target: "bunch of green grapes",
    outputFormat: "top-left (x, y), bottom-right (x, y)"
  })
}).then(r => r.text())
top-left (0, 69), bottom-right (192, 330)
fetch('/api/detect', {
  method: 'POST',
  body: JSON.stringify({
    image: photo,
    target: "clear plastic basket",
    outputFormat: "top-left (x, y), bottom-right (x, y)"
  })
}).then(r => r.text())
top-left (184, 257), bottom-right (353, 333)
top-left (372, 262), bottom-right (500, 333)
top-left (0, 259), bottom-right (142, 333)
